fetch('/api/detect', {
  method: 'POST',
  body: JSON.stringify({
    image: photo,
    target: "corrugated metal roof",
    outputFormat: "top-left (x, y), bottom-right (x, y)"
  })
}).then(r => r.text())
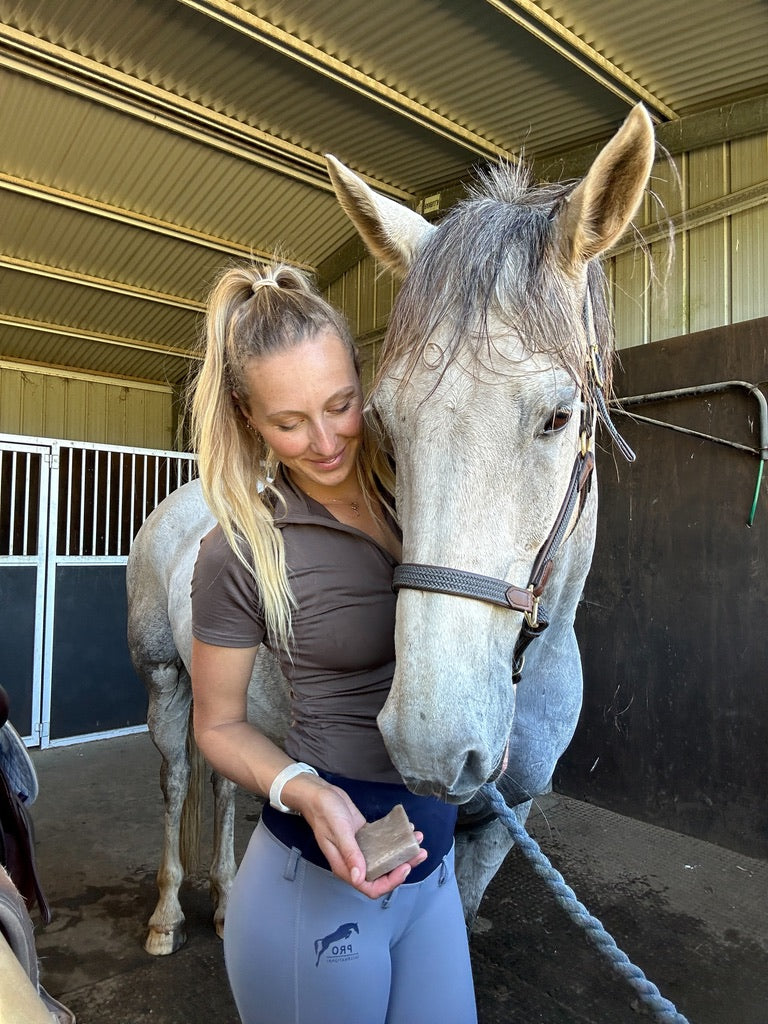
top-left (1, 0), bottom-right (766, 387)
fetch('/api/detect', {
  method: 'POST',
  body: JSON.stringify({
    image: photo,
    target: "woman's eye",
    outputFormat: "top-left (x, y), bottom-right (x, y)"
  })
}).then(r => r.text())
top-left (542, 407), bottom-right (572, 435)
top-left (276, 422), bottom-right (299, 432)
top-left (330, 402), bottom-right (351, 415)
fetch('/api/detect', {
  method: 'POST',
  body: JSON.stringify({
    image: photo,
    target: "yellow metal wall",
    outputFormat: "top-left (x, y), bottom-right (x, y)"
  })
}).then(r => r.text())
top-left (325, 262), bottom-right (400, 389)
top-left (0, 361), bottom-right (174, 449)
top-left (329, 130), bottom-right (768, 360)
top-left (610, 130), bottom-right (767, 348)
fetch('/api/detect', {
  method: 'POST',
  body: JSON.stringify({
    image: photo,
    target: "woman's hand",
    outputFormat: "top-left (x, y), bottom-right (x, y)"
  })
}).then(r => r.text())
top-left (283, 773), bottom-right (428, 897)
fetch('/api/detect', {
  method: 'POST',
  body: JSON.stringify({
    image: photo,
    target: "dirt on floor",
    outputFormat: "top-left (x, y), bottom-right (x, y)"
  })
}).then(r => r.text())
top-left (23, 733), bottom-right (768, 1024)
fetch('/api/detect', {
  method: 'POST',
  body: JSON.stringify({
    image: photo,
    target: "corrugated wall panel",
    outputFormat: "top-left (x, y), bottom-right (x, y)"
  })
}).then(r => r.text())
top-left (375, 270), bottom-right (397, 336)
top-left (689, 221), bottom-right (727, 332)
top-left (681, 145), bottom-right (727, 332)
top-left (323, 255), bottom-right (400, 384)
top-left (730, 134), bottom-right (768, 191)
top-left (650, 233), bottom-right (684, 341)
top-left (732, 206), bottom-right (767, 324)
top-left (612, 249), bottom-right (646, 350)
top-left (606, 129), bottom-right (768, 348)
top-left (0, 363), bottom-right (173, 449)
top-left (344, 268), bottom-right (360, 338)
top-left (358, 259), bottom-right (376, 337)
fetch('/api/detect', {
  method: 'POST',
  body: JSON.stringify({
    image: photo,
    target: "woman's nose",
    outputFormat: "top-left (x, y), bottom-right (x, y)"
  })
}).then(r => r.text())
top-left (309, 420), bottom-right (336, 455)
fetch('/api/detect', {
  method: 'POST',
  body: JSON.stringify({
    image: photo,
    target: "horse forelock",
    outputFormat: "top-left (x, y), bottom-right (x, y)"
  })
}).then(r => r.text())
top-left (374, 161), bottom-right (615, 400)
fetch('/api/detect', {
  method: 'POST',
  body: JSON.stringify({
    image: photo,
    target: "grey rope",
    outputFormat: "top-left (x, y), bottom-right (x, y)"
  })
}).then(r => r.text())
top-left (480, 783), bottom-right (691, 1024)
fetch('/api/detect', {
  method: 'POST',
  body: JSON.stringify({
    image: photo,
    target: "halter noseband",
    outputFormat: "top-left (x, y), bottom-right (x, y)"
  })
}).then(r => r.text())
top-left (392, 293), bottom-right (634, 684)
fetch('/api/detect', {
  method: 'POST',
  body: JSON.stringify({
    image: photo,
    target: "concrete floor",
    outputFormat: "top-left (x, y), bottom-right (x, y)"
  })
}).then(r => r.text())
top-left (25, 732), bottom-right (768, 1024)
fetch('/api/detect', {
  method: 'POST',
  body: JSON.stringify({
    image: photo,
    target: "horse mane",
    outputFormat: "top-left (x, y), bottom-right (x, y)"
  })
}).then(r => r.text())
top-left (375, 160), bottom-right (615, 396)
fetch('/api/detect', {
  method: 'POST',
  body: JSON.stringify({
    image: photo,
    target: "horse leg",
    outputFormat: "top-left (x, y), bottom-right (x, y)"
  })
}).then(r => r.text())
top-left (209, 771), bottom-right (238, 940)
top-left (144, 661), bottom-right (191, 956)
top-left (455, 800), bottom-right (531, 932)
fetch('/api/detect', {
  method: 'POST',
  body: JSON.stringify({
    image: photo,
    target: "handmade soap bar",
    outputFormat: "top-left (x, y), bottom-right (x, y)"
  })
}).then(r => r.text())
top-left (355, 804), bottom-right (421, 882)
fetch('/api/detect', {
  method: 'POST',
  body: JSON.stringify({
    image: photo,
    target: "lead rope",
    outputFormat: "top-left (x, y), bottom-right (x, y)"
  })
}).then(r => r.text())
top-left (479, 784), bottom-right (691, 1024)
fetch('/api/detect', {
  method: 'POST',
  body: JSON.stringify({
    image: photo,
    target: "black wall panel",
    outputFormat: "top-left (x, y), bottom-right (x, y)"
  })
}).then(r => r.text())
top-left (50, 565), bottom-right (145, 740)
top-left (557, 316), bottom-right (768, 859)
top-left (0, 565), bottom-right (37, 733)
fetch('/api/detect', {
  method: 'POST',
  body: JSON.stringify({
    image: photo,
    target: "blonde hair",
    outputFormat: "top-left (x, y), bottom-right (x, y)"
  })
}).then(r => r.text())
top-left (190, 261), bottom-right (395, 650)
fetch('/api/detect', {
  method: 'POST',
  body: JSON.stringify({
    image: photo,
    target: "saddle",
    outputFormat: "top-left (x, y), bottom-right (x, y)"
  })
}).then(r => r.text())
top-left (0, 686), bottom-right (75, 1023)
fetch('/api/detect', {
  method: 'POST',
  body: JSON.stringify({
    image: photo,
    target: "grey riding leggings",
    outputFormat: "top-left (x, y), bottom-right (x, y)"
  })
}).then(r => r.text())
top-left (223, 819), bottom-right (478, 1024)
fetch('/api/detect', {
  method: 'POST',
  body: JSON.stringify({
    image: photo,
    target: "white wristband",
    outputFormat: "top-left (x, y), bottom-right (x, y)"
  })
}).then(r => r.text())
top-left (268, 762), bottom-right (319, 814)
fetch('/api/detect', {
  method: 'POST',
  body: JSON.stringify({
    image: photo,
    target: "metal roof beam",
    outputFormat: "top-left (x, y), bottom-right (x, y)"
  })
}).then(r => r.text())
top-left (179, 0), bottom-right (512, 162)
top-left (0, 26), bottom-right (411, 201)
top-left (0, 314), bottom-right (200, 361)
top-left (0, 173), bottom-right (313, 270)
top-left (486, 0), bottom-right (678, 122)
top-left (0, 255), bottom-right (204, 312)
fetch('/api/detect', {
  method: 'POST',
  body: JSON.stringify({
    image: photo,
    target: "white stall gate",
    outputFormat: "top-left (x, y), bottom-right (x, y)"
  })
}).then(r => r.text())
top-left (0, 433), bottom-right (196, 747)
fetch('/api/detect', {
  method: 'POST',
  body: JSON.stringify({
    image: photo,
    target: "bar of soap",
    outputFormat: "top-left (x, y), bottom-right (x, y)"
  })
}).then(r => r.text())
top-left (355, 804), bottom-right (421, 882)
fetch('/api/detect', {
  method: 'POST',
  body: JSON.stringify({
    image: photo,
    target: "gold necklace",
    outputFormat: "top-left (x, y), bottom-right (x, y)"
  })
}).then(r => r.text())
top-left (322, 497), bottom-right (361, 517)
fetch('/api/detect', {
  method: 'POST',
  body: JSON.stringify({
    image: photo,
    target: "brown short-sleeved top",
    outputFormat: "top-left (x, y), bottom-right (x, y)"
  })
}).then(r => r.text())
top-left (191, 468), bottom-right (401, 783)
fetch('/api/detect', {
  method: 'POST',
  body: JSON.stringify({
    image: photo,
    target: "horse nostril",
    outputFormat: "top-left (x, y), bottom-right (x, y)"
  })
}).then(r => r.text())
top-left (456, 748), bottom-right (488, 792)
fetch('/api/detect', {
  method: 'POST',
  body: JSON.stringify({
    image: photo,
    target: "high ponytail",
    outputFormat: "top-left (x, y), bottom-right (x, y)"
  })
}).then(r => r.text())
top-left (189, 261), bottom-right (394, 651)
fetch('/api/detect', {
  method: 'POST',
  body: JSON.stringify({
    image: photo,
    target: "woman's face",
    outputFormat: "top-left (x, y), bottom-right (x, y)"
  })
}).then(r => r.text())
top-left (239, 330), bottom-right (364, 495)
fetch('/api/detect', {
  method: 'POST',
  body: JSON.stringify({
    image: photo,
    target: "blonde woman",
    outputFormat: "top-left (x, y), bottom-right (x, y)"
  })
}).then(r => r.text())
top-left (190, 262), bottom-right (476, 1024)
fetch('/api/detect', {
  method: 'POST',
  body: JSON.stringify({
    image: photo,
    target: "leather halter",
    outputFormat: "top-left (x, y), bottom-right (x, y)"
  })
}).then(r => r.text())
top-left (392, 293), bottom-right (634, 684)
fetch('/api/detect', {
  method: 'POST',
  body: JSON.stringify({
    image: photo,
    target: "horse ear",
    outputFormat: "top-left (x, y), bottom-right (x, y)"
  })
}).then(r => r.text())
top-left (325, 154), bottom-right (435, 276)
top-left (560, 103), bottom-right (655, 266)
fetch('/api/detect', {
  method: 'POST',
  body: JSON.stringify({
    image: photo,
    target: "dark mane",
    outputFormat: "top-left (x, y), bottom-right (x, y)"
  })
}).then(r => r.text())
top-left (375, 160), bottom-right (615, 395)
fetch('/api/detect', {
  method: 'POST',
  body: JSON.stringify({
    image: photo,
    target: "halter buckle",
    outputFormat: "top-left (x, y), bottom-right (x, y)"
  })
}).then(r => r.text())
top-left (524, 587), bottom-right (540, 629)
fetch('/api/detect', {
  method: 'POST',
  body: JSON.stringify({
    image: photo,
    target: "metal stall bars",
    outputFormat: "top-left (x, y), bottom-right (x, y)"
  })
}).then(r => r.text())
top-left (0, 434), bottom-right (197, 746)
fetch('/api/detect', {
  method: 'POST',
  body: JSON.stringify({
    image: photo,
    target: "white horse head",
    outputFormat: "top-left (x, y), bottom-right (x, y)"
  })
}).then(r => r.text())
top-left (327, 106), bottom-right (654, 804)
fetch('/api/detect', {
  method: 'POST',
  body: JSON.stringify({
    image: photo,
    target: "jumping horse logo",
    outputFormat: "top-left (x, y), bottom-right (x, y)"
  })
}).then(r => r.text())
top-left (314, 922), bottom-right (359, 966)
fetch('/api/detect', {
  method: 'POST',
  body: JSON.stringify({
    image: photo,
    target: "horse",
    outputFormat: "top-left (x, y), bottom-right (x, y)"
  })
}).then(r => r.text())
top-left (127, 104), bottom-right (655, 955)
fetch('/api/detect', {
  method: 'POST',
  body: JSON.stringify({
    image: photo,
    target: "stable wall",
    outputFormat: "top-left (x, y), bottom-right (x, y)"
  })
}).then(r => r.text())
top-left (610, 129), bottom-right (768, 347)
top-left (0, 360), bottom-right (174, 449)
top-left (557, 316), bottom-right (768, 859)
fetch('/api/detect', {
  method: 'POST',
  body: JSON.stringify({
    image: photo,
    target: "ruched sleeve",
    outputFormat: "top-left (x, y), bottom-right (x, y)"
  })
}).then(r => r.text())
top-left (191, 525), bottom-right (266, 648)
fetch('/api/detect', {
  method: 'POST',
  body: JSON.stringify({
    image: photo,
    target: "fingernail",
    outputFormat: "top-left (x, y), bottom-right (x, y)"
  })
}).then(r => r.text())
top-left (351, 866), bottom-right (361, 884)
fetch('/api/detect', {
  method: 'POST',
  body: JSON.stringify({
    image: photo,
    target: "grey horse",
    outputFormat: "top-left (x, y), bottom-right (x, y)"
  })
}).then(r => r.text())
top-left (127, 104), bottom-right (654, 955)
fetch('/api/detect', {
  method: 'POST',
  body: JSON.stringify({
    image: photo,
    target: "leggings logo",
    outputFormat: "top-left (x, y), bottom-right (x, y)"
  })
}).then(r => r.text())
top-left (314, 922), bottom-right (359, 966)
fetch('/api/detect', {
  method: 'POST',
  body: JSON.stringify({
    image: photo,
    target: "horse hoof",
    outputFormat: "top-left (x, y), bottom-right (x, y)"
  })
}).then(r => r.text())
top-left (144, 925), bottom-right (187, 956)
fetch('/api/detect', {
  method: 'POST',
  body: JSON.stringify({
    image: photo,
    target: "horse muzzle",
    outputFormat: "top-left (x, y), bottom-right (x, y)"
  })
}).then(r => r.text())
top-left (396, 736), bottom-right (512, 805)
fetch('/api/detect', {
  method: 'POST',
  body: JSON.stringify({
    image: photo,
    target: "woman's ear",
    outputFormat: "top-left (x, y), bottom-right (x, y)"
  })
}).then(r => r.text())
top-left (232, 391), bottom-right (249, 426)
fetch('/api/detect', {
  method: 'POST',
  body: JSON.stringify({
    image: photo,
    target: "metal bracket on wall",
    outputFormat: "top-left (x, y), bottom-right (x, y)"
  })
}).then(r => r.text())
top-left (610, 381), bottom-right (768, 526)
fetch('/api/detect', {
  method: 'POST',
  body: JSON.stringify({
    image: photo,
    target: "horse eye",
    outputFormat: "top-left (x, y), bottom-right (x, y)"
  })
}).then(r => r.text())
top-left (541, 407), bottom-right (572, 435)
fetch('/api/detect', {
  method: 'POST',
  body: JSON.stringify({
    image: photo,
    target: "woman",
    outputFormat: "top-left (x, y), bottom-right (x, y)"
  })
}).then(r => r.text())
top-left (189, 261), bottom-right (477, 1024)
